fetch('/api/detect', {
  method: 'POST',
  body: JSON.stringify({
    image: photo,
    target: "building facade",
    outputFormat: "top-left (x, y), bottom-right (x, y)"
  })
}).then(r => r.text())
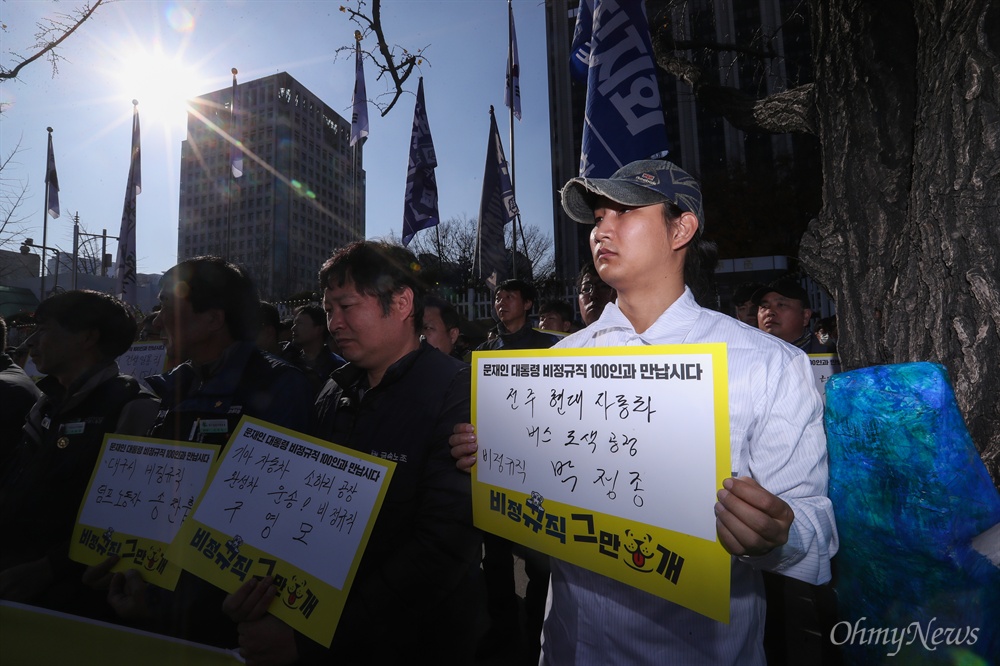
top-left (545, 0), bottom-right (817, 280)
top-left (178, 72), bottom-right (365, 300)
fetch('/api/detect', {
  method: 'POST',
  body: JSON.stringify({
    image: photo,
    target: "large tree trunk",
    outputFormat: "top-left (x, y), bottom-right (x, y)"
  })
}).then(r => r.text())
top-left (799, 0), bottom-right (1000, 486)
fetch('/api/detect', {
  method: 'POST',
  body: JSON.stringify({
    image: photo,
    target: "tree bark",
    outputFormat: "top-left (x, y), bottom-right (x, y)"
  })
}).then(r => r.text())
top-left (799, 0), bottom-right (1000, 485)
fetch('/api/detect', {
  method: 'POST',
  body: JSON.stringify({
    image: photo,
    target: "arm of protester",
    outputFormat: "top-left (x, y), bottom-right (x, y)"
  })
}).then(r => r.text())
top-left (735, 352), bottom-right (838, 584)
top-left (81, 554), bottom-right (119, 591)
top-left (0, 557), bottom-right (53, 602)
top-left (222, 577), bottom-right (299, 666)
top-left (222, 576), bottom-right (276, 623)
top-left (83, 555), bottom-right (152, 623)
top-left (715, 476), bottom-right (794, 556)
top-left (107, 568), bottom-right (151, 620)
top-left (236, 614), bottom-right (298, 666)
top-left (449, 422), bottom-right (478, 472)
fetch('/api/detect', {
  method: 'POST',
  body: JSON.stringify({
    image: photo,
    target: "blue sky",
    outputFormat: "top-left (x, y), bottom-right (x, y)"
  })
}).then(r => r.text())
top-left (1, 0), bottom-right (554, 276)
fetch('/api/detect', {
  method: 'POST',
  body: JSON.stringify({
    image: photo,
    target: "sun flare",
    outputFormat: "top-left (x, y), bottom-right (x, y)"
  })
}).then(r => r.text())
top-left (115, 45), bottom-right (207, 130)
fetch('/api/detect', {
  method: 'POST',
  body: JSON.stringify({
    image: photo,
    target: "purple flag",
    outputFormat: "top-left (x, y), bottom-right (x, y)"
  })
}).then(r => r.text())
top-left (401, 78), bottom-right (440, 246)
top-left (350, 42), bottom-right (369, 147)
top-left (474, 106), bottom-right (519, 290)
top-left (504, 0), bottom-right (521, 121)
top-left (231, 70), bottom-right (243, 178)
top-left (45, 132), bottom-right (60, 219)
top-left (115, 102), bottom-right (141, 306)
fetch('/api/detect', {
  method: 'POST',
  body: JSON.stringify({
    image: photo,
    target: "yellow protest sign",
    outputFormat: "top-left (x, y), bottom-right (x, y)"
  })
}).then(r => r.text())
top-left (117, 340), bottom-right (170, 380)
top-left (170, 416), bottom-right (395, 647)
top-left (69, 435), bottom-right (218, 590)
top-left (809, 353), bottom-right (842, 404)
top-left (1, 601), bottom-right (242, 666)
top-left (472, 344), bottom-right (732, 623)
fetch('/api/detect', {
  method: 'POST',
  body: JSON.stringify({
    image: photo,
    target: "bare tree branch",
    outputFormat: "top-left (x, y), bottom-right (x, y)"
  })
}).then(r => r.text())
top-left (1, 0), bottom-right (106, 82)
top-left (0, 138), bottom-right (30, 247)
top-left (648, 0), bottom-right (817, 136)
top-left (338, 1), bottom-right (427, 117)
top-left (404, 216), bottom-right (555, 287)
top-left (662, 56), bottom-right (818, 134)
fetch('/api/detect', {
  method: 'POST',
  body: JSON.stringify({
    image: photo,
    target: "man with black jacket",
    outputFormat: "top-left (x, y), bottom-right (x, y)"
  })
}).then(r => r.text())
top-left (476, 278), bottom-right (557, 663)
top-left (224, 241), bottom-right (481, 665)
top-left (102, 257), bottom-right (314, 647)
top-left (0, 291), bottom-right (158, 613)
top-left (478, 278), bottom-right (559, 352)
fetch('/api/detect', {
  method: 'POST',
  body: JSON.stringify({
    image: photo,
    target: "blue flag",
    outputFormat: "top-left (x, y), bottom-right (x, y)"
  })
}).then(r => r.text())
top-left (569, 0), bottom-right (594, 83)
top-left (401, 78), bottom-right (439, 246)
top-left (115, 102), bottom-right (141, 306)
top-left (230, 70), bottom-right (243, 178)
top-left (504, 0), bottom-right (521, 121)
top-left (45, 131), bottom-right (60, 219)
top-left (350, 41), bottom-right (369, 147)
top-left (475, 107), bottom-right (519, 291)
top-left (578, 0), bottom-right (670, 177)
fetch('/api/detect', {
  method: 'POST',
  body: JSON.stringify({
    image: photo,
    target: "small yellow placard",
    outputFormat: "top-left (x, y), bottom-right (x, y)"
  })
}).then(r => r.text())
top-left (472, 344), bottom-right (732, 623)
top-left (69, 435), bottom-right (218, 590)
top-left (169, 416), bottom-right (395, 647)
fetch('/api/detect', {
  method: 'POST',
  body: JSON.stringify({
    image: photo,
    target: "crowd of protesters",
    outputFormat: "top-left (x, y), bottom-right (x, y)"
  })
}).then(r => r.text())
top-left (0, 159), bottom-right (839, 666)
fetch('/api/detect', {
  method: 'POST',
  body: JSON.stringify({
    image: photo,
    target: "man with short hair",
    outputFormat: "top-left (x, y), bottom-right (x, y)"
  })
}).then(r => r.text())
top-left (422, 295), bottom-right (462, 357)
top-left (125, 257), bottom-right (315, 646)
top-left (538, 299), bottom-right (574, 333)
top-left (476, 278), bottom-right (557, 661)
top-left (224, 241), bottom-right (481, 664)
top-left (479, 278), bottom-right (558, 352)
top-left (256, 301), bottom-right (282, 354)
top-left (730, 282), bottom-right (764, 327)
top-left (0, 291), bottom-right (158, 612)
top-left (452, 159), bottom-right (837, 664)
top-left (283, 303), bottom-right (344, 394)
top-left (149, 256), bottom-right (313, 444)
top-left (753, 279), bottom-right (827, 352)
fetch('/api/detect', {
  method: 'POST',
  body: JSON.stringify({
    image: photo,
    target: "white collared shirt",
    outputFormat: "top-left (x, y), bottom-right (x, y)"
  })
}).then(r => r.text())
top-left (540, 288), bottom-right (838, 666)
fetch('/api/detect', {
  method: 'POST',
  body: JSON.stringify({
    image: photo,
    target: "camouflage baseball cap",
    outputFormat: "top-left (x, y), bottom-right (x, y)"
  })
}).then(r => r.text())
top-left (561, 160), bottom-right (704, 229)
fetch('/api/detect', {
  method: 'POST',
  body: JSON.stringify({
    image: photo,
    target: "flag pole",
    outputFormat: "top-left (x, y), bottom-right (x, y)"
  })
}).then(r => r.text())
top-left (350, 30), bottom-right (369, 257)
top-left (41, 127), bottom-right (54, 297)
top-left (351, 30), bottom-right (368, 246)
top-left (227, 68), bottom-right (238, 261)
top-left (506, 0), bottom-right (517, 278)
top-left (353, 37), bottom-right (359, 255)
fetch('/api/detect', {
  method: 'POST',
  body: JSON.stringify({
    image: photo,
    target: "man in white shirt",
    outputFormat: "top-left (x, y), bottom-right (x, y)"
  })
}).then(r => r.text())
top-left (451, 159), bottom-right (838, 665)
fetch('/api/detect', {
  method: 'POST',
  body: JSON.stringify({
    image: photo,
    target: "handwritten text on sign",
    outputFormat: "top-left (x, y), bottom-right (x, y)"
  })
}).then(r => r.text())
top-left (117, 342), bottom-right (169, 380)
top-left (476, 351), bottom-right (720, 540)
top-left (191, 419), bottom-right (392, 590)
top-left (70, 436), bottom-right (217, 588)
top-left (173, 417), bottom-right (394, 646)
top-left (472, 346), bottom-right (733, 623)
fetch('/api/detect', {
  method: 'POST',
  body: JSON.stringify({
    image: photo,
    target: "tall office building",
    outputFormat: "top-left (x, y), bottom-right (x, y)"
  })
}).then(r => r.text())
top-left (178, 72), bottom-right (365, 300)
top-left (546, 0), bottom-right (816, 279)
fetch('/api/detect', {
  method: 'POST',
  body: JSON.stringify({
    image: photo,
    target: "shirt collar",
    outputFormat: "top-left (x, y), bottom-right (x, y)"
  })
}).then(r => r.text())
top-left (585, 287), bottom-right (700, 343)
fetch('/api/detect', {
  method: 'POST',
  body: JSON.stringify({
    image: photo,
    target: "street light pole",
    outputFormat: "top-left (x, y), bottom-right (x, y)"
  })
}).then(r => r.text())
top-left (72, 212), bottom-right (80, 290)
top-left (21, 238), bottom-right (62, 298)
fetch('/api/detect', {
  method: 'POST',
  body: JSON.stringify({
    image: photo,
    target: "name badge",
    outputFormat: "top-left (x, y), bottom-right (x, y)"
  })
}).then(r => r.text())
top-left (64, 422), bottom-right (86, 435)
top-left (199, 419), bottom-right (230, 435)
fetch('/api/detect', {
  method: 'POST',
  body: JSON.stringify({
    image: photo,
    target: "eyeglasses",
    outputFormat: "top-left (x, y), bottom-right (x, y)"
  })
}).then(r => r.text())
top-left (579, 282), bottom-right (612, 296)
